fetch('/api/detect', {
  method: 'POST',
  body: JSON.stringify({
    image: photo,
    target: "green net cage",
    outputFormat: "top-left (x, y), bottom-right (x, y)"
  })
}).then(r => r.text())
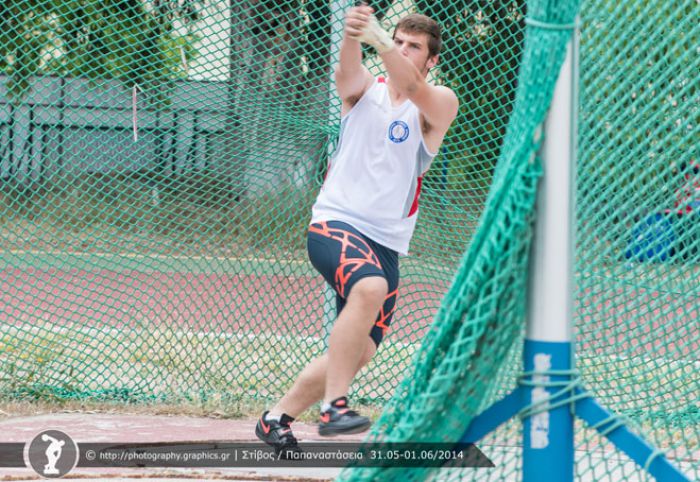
top-left (1, 0), bottom-right (698, 480)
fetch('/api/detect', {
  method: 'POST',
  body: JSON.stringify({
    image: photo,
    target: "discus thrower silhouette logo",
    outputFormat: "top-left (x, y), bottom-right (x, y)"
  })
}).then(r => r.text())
top-left (42, 434), bottom-right (64, 474)
top-left (26, 429), bottom-right (79, 478)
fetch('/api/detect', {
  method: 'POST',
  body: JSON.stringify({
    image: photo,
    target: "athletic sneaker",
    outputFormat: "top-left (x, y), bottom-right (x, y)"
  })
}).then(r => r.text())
top-left (255, 411), bottom-right (302, 459)
top-left (318, 396), bottom-right (371, 436)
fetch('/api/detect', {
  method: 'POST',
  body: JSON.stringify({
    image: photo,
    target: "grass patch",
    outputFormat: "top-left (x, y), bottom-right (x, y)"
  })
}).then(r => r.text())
top-left (0, 320), bottom-right (416, 419)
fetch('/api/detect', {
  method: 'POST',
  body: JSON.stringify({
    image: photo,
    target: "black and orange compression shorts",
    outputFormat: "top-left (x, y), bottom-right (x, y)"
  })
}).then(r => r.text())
top-left (307, 220), bottom-right (399, 347)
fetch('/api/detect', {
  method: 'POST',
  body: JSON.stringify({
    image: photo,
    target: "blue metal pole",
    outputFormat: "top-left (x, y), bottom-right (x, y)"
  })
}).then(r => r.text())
top-left (575, 391), bottom-right (690, 481)
top-left (522, 341), bottom-right (574, 481)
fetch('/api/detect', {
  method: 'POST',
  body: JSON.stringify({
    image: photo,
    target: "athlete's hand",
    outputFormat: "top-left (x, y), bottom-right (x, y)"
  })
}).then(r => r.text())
top-left (344, 5), bottom-right (373, 39)
top-left (345, 6), bottom-right (394, 54)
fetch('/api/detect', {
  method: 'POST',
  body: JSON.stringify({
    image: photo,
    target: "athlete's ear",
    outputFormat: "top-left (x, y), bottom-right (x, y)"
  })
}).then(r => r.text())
top-left (426, 54), bottom-right (438, 70)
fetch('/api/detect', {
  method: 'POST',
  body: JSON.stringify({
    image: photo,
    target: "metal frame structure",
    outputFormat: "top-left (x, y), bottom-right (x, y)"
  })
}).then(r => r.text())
top-left (459, 23), bottom-right (690, 482)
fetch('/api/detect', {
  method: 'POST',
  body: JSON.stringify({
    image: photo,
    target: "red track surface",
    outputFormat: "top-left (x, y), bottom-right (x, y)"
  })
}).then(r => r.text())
top-left (0, 267), bottom-right (445, 343)
top-left (577, 286), bottom-right (699, 358)
top-left (2, 267), bottom-right (697, 355)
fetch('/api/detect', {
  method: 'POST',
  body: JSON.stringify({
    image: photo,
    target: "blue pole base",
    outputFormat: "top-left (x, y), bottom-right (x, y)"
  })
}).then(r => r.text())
top-left (575, 389), bottom-right (690, 482)
top-left (521, 340), bottom-right (574, 482)
top-left (457, 340), bottom-right (690, 481)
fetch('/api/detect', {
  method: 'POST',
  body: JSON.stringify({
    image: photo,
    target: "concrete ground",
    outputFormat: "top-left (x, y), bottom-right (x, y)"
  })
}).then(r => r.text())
top-left (3, 412), bottom-right (696, 481)
top-left (0, 413), bottom-right (365, 481)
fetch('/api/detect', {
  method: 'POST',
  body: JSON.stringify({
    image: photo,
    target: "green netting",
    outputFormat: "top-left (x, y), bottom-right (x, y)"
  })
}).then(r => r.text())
top-left (339, 0), bottom-right (581, 480)
top-left (573, 0), bottom-right (699, 480)
top-left (1, 0), bottom-right (517, 405)
top-left (1, 0), bottom-right (698, 481)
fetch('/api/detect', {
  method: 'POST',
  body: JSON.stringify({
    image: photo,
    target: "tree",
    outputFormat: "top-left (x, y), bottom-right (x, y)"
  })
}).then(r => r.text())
top-left (0, 0), bottom-right (204, 101)
top-left (224, 1), bottom-right (398, 190)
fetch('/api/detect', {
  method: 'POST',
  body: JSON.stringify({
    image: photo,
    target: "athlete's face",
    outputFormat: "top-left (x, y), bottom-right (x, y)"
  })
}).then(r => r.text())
top-left (393, 29), bottom-right (438, 76)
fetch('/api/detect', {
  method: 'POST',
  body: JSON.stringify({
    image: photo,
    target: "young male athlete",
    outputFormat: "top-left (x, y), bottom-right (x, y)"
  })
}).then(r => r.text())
top-left (256, 5), bottom-right (459, 456)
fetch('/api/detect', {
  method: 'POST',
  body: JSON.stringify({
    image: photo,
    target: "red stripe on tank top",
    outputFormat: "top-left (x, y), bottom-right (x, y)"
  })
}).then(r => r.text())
top-left (408, 176), bottom-right (423, 217)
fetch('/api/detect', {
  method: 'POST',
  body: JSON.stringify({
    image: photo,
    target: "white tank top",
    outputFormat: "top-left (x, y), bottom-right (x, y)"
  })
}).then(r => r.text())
top-left (311, 77), bottom-right (436, 255)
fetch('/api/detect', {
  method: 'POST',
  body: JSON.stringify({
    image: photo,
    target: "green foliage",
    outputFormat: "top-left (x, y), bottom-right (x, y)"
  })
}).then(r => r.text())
top-left (0, 0), bottom-right (203, 100)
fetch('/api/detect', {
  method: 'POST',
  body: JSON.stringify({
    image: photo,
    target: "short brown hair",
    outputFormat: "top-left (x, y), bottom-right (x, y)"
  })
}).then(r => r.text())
top-left (393, 14), bottom-right (442, 58)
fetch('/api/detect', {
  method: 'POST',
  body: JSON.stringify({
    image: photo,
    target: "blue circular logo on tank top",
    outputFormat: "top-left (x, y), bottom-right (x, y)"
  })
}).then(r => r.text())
top-left (388, 120), bottom-right (410, 143)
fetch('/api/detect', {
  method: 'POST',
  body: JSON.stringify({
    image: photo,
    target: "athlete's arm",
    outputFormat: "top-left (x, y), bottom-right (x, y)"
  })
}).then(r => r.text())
top-left (334, 6), bottom-right (374, 109)
top-left (351, 13), bottom-right (458, 134)
top-left (379, 50), bottom-right (458, 134)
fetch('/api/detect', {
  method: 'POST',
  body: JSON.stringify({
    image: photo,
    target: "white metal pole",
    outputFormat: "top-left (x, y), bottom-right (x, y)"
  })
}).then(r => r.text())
top-left (526, 28), bottom-right (578, 343)
top-left (522, 21), bottom-right (579, 482)
top-left (323, 1), bottom-right (346, 345)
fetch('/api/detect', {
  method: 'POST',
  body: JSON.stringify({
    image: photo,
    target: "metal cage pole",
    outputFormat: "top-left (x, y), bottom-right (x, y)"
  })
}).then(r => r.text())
top-left (521, 20), bottom-right (578, 482)
top-left (322, 0), bottom-right (346, 346)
